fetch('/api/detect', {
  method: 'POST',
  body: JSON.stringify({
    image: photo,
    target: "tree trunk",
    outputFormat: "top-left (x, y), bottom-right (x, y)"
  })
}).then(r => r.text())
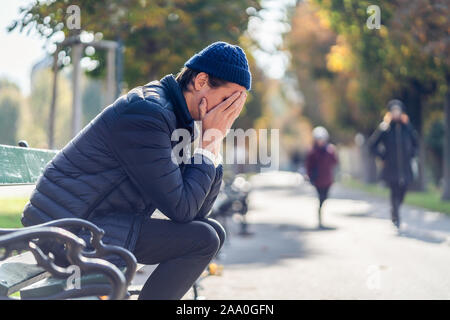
top-left (48, 50), bottom-right (59, 149)
top-left (105, 47), bottom-right (116, 106)
top-left (416, 135), bottom-right (426, 191)
top-left (442, 75), bottom-right (450, 200)
top-left (71, 44), bottom-right (83, 137)
top-left (402, 81), bottom-right (426, 191)
top-left (115, 37), bottom-right (124, 98)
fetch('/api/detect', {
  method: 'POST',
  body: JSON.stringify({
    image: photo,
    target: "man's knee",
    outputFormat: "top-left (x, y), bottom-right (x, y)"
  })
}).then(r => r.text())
top-left (215, 223), bottom-right (226, 249)
top-left (202, 218), bottom-right (226, 248)
top-left (192, 221), bottom-right (221, 257)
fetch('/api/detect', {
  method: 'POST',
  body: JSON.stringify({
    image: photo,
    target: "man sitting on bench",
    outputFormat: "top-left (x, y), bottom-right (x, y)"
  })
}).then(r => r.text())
top-left (21, 41), bottom-right (251, 300)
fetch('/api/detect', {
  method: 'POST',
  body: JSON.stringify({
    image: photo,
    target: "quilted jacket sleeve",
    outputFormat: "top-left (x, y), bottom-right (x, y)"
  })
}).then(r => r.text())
top-left (195, 164), bottom-right (223, 219)
top-left (105, 99), bottom-right (217, 223)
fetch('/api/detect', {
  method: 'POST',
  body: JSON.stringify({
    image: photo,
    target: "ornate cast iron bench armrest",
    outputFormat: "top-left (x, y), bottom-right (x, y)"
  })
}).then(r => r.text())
top-left (0, 225), bottom-right (128, 300)
top-left (0, 218), bottom-right (137, 287)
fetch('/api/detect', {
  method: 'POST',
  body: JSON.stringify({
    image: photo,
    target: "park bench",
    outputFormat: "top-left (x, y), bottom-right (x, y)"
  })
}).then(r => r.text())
top-left (210, 175), bottom-right (252, 237)
top-left (0, 143), bottom-right (137, 300)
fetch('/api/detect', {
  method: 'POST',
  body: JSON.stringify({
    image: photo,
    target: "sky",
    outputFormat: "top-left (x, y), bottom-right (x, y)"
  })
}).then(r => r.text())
top-left (249, 0), bottom-right (295, 79)
top-left (0, 0), bottom-right (294, 96)
top-left (0, 0), bottom-right (48, 95)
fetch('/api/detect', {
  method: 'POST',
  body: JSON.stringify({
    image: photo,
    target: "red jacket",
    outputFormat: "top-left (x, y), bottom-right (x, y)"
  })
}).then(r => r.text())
top-left (306, 144), bottom-right (338, 188)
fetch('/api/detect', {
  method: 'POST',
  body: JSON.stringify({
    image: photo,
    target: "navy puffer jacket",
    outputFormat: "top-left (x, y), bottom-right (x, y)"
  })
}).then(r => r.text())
top-left (21, 75), bottom-right (223, 265)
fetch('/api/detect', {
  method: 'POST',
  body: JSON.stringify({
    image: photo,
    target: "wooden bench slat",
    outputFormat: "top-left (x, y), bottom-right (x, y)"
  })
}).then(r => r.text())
top-left (0, 144), bottom-right (57, 185)
top-left (0, 252), bottom-right (48, 296)
top-left (20, 264), bottom-right (145, 299)
top-left (20, 272), bottom-right (110, 299)
top-left (20, 268), bottom-right (131, 299)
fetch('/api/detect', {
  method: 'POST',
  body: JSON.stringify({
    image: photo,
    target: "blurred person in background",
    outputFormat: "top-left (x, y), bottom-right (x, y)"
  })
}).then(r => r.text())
top-left (369, 99), bottom-right (419, 229)
top-left (306, 126), bottom-right (338, 229)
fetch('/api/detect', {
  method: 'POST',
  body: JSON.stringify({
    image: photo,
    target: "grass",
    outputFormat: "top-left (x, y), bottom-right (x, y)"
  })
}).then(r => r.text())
top-left (341, 177), bottom-right (450, 215)
top-left (0, 197), bottom-right (28, 228)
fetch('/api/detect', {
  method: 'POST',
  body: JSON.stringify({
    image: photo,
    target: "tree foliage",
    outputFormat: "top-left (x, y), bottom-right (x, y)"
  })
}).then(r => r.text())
top-left (288, 0), bottom-right (449, 136)
top-left (287, 0), bottom-right (449, 187)
top-left (9, 0), bottom-right (262, 87)
top-left (8, 0), bottom-right (267, 134)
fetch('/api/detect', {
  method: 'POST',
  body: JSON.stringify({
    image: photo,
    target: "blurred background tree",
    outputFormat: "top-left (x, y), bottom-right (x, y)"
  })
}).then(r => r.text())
top-left (286, 0), bottom-right (449, 194)
top-left (0, 80), bottom-right (21, 145)
top-left (8, 0), bottom-right (267, 145)
top-left (9, 0), bottom-right (261, 85)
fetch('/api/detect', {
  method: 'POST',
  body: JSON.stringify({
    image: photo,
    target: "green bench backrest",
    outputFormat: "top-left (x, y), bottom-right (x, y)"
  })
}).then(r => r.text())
top-left (0, 144), bottom-right (58, 185)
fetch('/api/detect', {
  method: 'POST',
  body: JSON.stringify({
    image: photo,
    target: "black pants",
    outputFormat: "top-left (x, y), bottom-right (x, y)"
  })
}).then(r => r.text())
top-left (132, 217), bottom-right (226, 300)
top-left (315, 186), bottom-right (330, 227)
top-left (389, 182), bottom-right (407, 225)
top-left (315, 186), bottom-right (330, 209)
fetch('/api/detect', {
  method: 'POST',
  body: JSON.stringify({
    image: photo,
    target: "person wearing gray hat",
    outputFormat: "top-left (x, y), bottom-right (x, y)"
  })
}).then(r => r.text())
top-left (369, 99), bottom-right (419, 229)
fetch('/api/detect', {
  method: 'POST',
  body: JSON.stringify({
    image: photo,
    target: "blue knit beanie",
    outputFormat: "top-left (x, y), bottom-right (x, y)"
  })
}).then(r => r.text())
top-left (184, 41), bottom-right (252, 90)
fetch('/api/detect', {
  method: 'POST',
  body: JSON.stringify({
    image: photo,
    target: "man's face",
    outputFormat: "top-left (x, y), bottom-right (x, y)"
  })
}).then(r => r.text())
top-left (391, 105), bottom-right (402, 121)
top-left (191, 72), bottom-right (246, 118)
top-left (202, 83), bottom-right (247, 113)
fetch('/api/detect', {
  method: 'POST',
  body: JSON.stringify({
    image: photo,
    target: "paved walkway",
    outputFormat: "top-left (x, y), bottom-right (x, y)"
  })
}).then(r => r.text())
top-left (187, 171), bottom-right (450, 299)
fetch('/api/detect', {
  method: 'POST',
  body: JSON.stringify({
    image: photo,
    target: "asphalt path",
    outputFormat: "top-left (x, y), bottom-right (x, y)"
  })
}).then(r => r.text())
top-left (193, 171), bottom-right (450, 299)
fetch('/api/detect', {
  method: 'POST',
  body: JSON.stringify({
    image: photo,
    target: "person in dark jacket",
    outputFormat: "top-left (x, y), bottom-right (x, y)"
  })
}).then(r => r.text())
top-left (21, 41), bottom-right (251, 300)
top-left (369, 99), bottom-right (419, 229)
top-left (306, 126), bottom-right (338, 229)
